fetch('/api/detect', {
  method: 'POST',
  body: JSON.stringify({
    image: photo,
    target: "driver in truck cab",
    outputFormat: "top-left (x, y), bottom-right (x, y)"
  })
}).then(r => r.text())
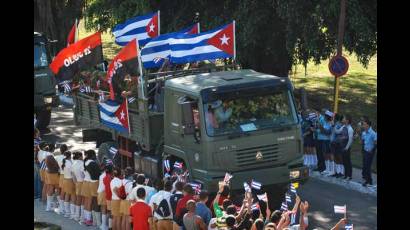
top-left (215, 100), bottom-right (233, 128)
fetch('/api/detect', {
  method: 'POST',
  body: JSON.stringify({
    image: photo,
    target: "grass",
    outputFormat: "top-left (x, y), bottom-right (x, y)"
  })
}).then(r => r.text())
top-left (292, 53), bottom-right (377, 172)
top-left (78, 21), bottom-right (377, 173)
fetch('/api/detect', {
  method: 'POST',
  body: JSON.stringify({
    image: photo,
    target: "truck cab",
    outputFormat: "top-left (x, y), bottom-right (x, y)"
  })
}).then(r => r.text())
top-left (163, 69), bottom-right (308, 193)
top-left (34, 32), bottom-right (59, 132)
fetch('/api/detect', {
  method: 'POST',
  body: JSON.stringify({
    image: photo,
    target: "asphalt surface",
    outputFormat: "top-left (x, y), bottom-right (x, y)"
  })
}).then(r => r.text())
top-left (35, 105), bottom-right (377, 230)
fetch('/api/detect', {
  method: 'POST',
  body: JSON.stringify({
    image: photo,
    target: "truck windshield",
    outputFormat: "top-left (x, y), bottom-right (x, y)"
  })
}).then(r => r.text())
top-left (34, 42), bottom-right (48, 68)
top-left (203, 89), bottom-right (297, 137)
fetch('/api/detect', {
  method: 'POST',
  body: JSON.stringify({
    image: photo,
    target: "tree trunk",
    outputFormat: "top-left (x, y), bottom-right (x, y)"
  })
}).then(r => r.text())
top-left (34, 0), bottom-right (85, 51)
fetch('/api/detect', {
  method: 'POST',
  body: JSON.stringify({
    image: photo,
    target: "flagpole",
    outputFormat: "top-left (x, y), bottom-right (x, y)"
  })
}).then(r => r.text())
top-left (233, 20), bottom-right (236, 61)
top-left (157, 10), bottom-right (160, 35)
top-left (75, 19), bottom-right (79, 42)
top-left (136, 39), bottom-right (145, 100)
top-left (126, 97), bottom-right (131, 133)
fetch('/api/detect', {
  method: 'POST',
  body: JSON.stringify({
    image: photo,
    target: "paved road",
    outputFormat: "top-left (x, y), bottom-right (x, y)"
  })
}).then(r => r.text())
top-left (35, 106), bottom-right (377, 230)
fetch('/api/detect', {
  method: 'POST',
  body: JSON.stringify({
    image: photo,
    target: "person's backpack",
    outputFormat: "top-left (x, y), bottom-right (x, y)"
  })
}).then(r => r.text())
top-left (118, 180), bottom-right (131, 200)
top-left (155, 196), bottom-right (172, 218)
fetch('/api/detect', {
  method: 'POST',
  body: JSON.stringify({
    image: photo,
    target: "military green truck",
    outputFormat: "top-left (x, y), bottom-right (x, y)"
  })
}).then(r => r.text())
top-left (34, 32), bottom-right (59, 131)
top-left (74, 67), bottom-right (308, 206)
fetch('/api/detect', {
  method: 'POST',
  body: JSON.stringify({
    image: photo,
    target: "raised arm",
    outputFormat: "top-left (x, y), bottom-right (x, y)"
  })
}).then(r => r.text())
top-left (330, 218), bottom-right (346, 230)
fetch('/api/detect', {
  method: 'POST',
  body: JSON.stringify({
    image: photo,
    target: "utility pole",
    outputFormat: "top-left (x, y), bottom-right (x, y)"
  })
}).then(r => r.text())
top-left (333, 0), bottom-right (347, 113)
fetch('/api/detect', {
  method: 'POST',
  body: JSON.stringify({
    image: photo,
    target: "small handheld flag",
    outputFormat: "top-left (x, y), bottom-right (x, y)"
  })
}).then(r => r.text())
top-left (109, 147), bottom-right (118, 155)
top-left (285, 194), bottom-right (292, 203)
top-left (244, 182), bottom-right (251, 193)
top-left (334, 205), bottom-right (346, 214)
top-left (144, 178), bottom-right (149, 185)
top-left (251, 180), bottom-right (262, 190)
top-left (256, 193), bottom-right (268, 202)
top-left (280, 202), bottom-right (288, 211)
top-left (223, 173), bottom-right (233, 183)
top-left (164, 159), bottom-right (171, 172)
top-left (188, 182), bottom-right (202, 194)
top-left (345, 224), bottom-right (353, 230)
top-left (251, 203), bottom-right (260, 211)
top-left (128, 97), bottom-right (136, 104)
top-left (60, 81), bottom-right (72, 94)
top-left (174, 161), bottom-right (183, 169)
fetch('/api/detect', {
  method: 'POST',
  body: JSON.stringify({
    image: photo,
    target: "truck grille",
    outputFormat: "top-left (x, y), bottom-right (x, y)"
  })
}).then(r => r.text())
top-left (234, 144), bottom-right (282, 168)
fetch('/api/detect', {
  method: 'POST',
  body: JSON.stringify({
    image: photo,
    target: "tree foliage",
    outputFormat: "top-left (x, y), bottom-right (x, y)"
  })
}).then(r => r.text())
top-left (84, 0), bottom-right (377, 76)
top-left (34, 0), bottom-right (85, 51)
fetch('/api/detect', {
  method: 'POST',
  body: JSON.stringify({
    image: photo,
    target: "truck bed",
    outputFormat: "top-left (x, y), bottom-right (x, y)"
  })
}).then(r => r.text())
top-left (73, 93), bottom-right (164, 151)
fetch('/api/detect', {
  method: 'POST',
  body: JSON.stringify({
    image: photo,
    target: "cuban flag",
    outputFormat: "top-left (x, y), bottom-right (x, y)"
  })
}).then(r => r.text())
top-left (345, 224), bottom-right (353, 230)
top-left (280, 202), bottom-right (288, 211)
top-left (60, 81), bottom-right (72, 94)
top-left (285, 194), bottom-right (292, 203)
top-left (334, 205), bottom-right (346, 214)
top-left (188, 182), bottom-right (202, 194)
top-left (256, 193), bottom-right (268, 202)
top-left (109, 147), bottom-right (118, 157)
top-left (223, 172), bottom-right (233, 183)
top-left (290, 183), bottom-right (297, 195)
top-left (251, 203), bottom-right (260, 211)
top-left (251, 180), bottom-right (262, 190)
top-left (168, 21), bottom-right (236, 65)
top-left (128, 97), bottom-right (136, 104)
top-left (99, 99), bottom-right (130, 133)
top-left (243, 182), bottom-right (251, 193)
top-left (141, 23), bottom-right (200, 69)
top-left (113, 11), bottom-right (160, 47)
top-left (174, 161), bottom-right (183, 169)
top-left (163, 159), bottom-right (171, 172)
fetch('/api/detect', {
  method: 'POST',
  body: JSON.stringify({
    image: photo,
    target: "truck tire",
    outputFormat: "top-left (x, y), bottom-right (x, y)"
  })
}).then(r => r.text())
top-left (97, 141), bottom-right (118, 164)
top-left (36, 107), bottom-right (51, 132)
top-left (34, 222), bottom-right (61, 230)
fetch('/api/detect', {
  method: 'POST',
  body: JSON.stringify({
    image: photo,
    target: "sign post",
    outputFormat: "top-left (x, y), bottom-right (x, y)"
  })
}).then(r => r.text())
top-left (331, 0), bottom-right (348, 114)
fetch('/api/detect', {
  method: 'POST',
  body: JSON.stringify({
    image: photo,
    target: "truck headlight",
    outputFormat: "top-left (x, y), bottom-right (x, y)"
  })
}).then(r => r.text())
top-left (44, 97), bottom-right (53, 104)
top-left (290, 170), bottom-right (300, 179)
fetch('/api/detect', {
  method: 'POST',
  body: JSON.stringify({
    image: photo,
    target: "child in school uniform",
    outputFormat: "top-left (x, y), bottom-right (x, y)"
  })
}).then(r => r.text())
top-left (110, 167), bottom-right (123, 230)
top-left (62, 151), bottom-right (76, 218)
top-left (71, 151), bottom-right (85, 222)
top-left (83, 150), bottom-right (101, 226)
top-left (55, 144), bottom-right (67, 215)
top-left (120, 167), bottom-right (134, 230)
top-left (97, 159), bottom-right (110, 230)
top-left (44, 153), bottom-right (60, 212)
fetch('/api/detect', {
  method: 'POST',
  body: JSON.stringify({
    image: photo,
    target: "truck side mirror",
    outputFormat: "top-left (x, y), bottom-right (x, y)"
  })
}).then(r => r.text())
top-left (177, 96), bottom-right (196, 135)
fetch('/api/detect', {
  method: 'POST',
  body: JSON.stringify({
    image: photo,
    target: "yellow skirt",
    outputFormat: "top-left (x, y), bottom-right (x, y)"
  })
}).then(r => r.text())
top-left (111, 200), bottom-right (121, 217)
top-left (89, 181), bottom-right (99, 197)
top-left (97, 191), bottom-right (107, 206)
top-left (75, 182), bottom-right (83, 196)
top-left (81, 181), bottom-right (91, 197)
top-left (58, 174), bottom-right (64, 188)
top-left (40, 170), bottom-right (46, 182)
top-left (45, 172), bottom-right (59, 186)
top-left (120, 200), bottom-right (131, 215)
top-left (63, 178), bottom-right (75, 195)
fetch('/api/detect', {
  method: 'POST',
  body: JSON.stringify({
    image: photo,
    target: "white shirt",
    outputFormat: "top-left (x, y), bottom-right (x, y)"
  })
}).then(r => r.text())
top-left (110, 177), bottom-right (122, 200)
top-left (84, 159), bottom-right (98, 182)
top-left (54, 154), bottom-right (65, 173)
top-left (38, 150), bottom-right (51, 163)
top-left (71, 160), bottom-right (85, 182)
top-left (97, 172), bottom-right (106, 193)
top-left (122, 178), bottom-right (134, 200)
top-left (345, 125), bottom-right (354, 150)
top-left (149, 190), bottom-right (173, 220)
top-left (63, 159), bottom-right (73, 179)
top-left (130, 184), bottom-right (151, 201)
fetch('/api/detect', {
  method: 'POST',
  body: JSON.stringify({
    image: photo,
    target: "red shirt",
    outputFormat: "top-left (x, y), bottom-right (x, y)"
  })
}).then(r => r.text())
top-left (103, 173), bottom-right (112, 200)
top-left (175, 194), bottom-right (194, 218)
top-left (129, 201), bottom-right (152, 230)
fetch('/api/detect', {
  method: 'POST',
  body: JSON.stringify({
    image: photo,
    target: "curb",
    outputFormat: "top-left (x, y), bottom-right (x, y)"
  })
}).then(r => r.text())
top-left (310, 171), bottom-right (377, 197)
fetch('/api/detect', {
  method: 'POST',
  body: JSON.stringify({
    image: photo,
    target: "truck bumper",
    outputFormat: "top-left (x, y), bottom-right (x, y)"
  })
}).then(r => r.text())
top-left (193, 164), bottom-right (309, 192)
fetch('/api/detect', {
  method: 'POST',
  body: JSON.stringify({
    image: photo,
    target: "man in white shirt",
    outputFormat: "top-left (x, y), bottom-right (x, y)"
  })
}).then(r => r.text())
top-left (342, 115), bottom-right (354, 180)
top-left (149, 180), bottom-right (173, 230)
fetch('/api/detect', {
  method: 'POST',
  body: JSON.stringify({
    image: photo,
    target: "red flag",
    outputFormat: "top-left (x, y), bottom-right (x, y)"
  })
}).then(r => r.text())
top-left (67, 20), bottom-right (78, 46)
top-left (50, 32), bottom-right (103, 81)
top-left (106, 39), bottom-right (141, 100)
top-left (207, 22), bottom-right (235, 56)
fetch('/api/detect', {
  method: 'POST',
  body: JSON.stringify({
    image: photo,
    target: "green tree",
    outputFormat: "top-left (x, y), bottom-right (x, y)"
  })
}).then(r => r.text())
top-left (84, 0), bottom-right (376, 76)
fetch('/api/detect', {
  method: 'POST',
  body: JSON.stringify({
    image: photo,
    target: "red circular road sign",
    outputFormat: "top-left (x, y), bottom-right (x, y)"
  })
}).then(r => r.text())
top-left (329, 55), bottom-right (349, 77)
